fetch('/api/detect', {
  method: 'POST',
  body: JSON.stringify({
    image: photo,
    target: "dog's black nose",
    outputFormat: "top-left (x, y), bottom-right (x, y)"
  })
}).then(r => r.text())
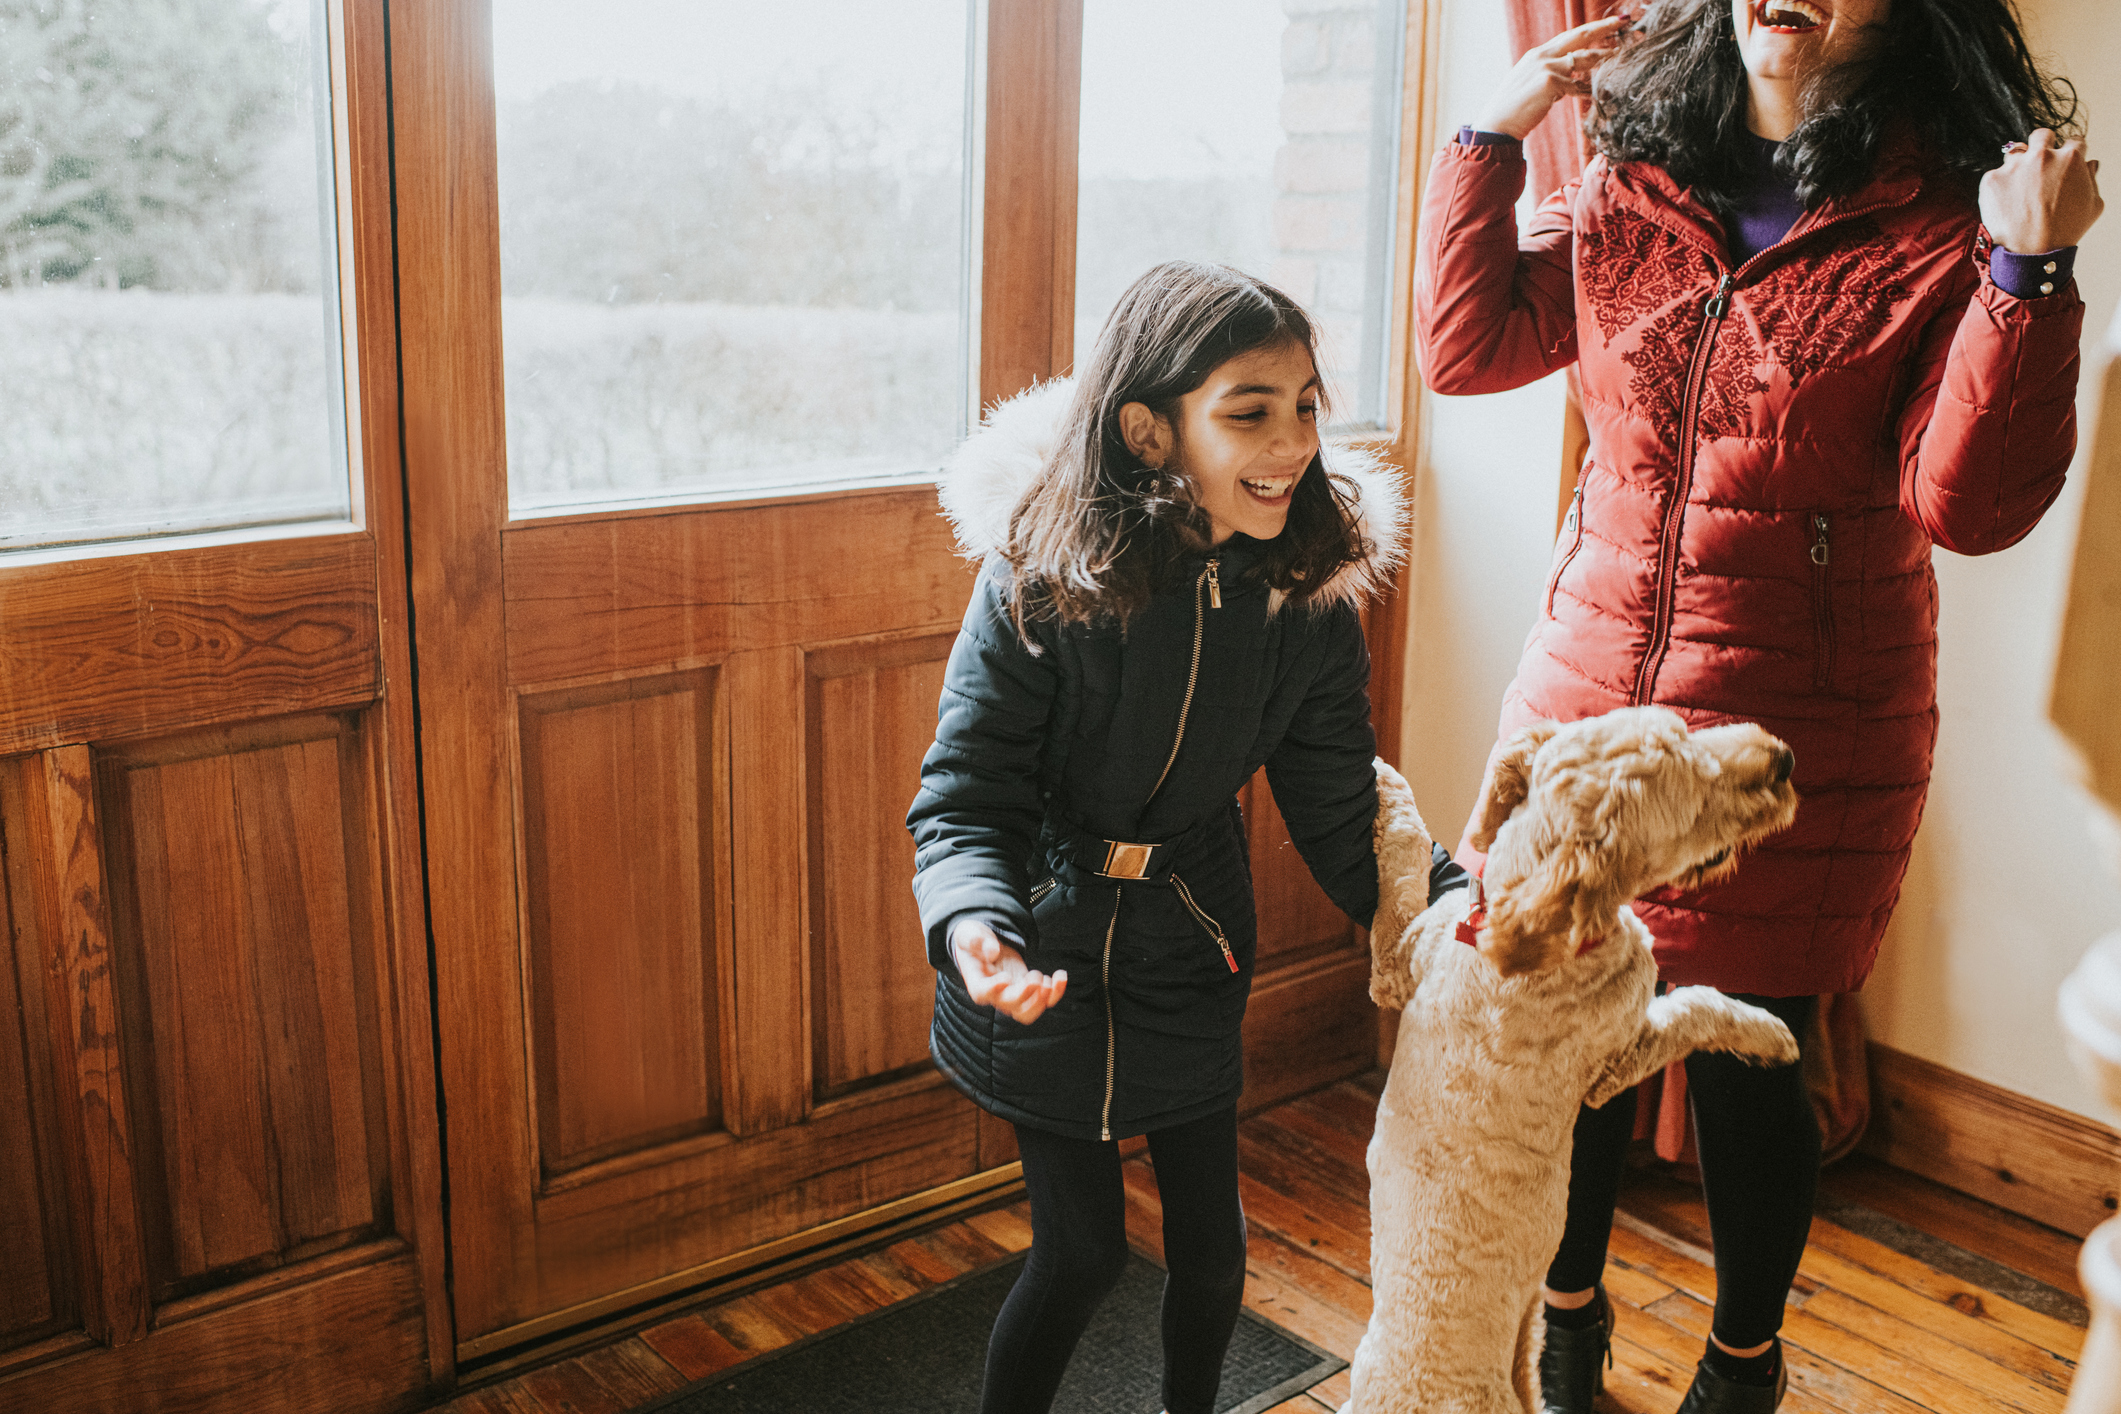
top-left (1773, 747), bottom-right (1795, 784)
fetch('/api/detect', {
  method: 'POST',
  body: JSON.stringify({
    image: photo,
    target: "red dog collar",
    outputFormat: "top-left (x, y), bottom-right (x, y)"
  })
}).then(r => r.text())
top-left (1455, 863), bottom-right (1604, 954)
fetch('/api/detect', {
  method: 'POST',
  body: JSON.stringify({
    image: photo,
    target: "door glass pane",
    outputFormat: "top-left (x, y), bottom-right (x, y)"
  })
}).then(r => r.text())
top-left (0, 0), bottom-right (353, 554)
top-left (494, 0), bottom-right (977, 516)
top-left (1076, 0), bottom-right (1403, 431)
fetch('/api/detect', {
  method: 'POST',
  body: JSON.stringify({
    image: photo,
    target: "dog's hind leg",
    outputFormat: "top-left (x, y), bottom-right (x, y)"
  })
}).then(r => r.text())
top-left (1512, 1293), bottom-right (1544, 1414)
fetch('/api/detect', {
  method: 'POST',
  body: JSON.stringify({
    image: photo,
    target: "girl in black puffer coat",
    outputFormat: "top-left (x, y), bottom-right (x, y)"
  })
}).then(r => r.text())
top-left (908, 263), bottom-right (1451, 1414)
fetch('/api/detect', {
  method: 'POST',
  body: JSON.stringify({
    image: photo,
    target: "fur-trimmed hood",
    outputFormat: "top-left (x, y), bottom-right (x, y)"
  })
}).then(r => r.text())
top-left (936, 378), bottom-right (1408, 613)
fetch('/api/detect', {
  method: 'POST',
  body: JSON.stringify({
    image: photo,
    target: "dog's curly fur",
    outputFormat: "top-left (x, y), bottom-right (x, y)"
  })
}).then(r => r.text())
top-left (1346, 707), bottom-right (1803, 1414)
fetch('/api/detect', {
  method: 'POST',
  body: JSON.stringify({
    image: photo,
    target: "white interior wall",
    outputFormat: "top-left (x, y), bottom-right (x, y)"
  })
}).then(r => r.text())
top-left (1399, 0), bottom-right (2121, 1118)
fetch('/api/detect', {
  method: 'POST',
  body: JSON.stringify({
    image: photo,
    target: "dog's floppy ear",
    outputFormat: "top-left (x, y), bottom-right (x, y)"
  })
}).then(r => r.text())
top-left (1468, 721), bottom-right (1559, 852)
top-left (1482, 802), bottom-right (1640, 978)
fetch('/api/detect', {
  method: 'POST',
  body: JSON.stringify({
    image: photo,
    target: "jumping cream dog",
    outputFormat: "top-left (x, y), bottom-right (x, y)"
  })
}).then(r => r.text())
top-left (1346, 706), bottom-right (1803, 1414)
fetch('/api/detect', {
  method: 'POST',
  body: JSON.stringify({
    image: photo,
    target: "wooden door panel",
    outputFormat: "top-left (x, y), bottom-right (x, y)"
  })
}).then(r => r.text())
top-left (1243, 771), bottom-right (1357, 968)
top-left (9, 746), bottom-right (151, 1349)
top-left (0, 787), bottom-right (76, 1352)
top-left (0, 536), bottom-right (379, 756)
top-left (500, 490), bottom-right (970, 680)
top-left (518, 671), bottom-right (728, 1175)
top-left (98, 715), bottom-right (390, 1302)
top-left (805, 633), bottom-right (955, 1100)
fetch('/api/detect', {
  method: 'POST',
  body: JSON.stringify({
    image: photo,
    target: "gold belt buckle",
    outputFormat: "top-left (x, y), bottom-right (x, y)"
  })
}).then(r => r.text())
top-left (1102, 841), bottom-right (1155, 879)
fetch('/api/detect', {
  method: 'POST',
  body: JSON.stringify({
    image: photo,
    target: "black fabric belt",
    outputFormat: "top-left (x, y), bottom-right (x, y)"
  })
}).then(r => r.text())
top-left (1048, 807), bottom-right (1230, 884)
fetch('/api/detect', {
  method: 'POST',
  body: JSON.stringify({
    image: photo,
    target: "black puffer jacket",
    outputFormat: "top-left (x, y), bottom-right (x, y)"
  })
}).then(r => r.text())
top-left (906, 382), bottom-right (1407, 1141)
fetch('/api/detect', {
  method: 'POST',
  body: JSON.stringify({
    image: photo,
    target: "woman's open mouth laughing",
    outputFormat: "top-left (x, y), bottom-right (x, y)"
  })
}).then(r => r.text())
top-left (1754, 0), bottom-right (1825, 32)
top-left (1240, 473), bottom-right (1298, 504)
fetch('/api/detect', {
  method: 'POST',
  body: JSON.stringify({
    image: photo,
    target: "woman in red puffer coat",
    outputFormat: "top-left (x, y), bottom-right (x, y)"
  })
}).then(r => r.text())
top-left (1415, 1), bottom-right (2103, 1411)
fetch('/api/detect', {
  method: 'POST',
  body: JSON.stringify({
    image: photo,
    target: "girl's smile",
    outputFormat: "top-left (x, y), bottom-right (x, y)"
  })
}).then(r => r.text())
top-left (1119, 341), bottom-right (1322, 546)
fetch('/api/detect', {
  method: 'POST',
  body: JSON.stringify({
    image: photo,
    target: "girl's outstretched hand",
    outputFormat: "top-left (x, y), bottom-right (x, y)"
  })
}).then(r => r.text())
top-left (953, 920), bottom-right (1067, 1025)
top-left (1983, 130), bottom-right (2104, 255)
top-left (1473, 14), bottom-right (1630, 141)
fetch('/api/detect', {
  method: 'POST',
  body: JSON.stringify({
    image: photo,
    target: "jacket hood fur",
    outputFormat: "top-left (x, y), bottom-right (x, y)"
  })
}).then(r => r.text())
top-left (937, 378), bottom-right (1407, 614)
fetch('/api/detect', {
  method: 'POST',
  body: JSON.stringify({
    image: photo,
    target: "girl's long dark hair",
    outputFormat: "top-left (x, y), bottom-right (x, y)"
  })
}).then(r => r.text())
top-left (1001, 261), bottom-right (1371, 636)
top-left (1590, 0), bottom-right (2078, 216)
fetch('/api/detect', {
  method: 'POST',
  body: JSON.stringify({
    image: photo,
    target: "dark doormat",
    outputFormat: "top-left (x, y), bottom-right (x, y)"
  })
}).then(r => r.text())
top-left (632, 1251), bottom-right (1345, 1414)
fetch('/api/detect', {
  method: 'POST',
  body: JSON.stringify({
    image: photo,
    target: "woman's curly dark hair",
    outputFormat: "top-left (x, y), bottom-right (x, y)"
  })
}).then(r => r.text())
top-left (1590, 0), bottom-right (2078, 217)
top-left (1000, 260), bottom-right (1371, 638)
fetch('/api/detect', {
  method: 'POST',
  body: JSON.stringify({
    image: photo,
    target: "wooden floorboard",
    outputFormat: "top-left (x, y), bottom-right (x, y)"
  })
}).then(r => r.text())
top-left (427, 1072), bottom-right (2088, 1413)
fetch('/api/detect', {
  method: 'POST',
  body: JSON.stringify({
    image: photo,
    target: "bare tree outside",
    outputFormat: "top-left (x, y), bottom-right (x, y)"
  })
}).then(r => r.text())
top-left (0, 0), bottom-right (348, 552)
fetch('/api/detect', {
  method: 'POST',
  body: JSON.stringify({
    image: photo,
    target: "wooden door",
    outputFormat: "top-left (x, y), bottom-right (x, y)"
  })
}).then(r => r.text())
top-left (398, 0), bottom-right (1384, 1367)
top-left (0, 5), bottom-right (448, 1411)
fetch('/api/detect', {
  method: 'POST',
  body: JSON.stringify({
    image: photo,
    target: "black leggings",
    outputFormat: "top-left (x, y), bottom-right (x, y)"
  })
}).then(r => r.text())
top-left (1547, 993), bottom-right (1821, 1349)
top-left (982, 1107), bottom-right (1247, 1414)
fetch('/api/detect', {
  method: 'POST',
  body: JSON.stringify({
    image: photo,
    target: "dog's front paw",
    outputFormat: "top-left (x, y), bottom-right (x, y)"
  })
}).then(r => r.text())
top-left (1720, 1003), bottom-right (1799, 1067)
top-left (1368, 951), bottom-right (1416, 1010)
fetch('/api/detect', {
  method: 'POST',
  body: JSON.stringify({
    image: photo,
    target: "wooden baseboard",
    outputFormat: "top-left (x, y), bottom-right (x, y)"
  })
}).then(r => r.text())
top-left (1861, 1042), bottom-right (2121, 1238)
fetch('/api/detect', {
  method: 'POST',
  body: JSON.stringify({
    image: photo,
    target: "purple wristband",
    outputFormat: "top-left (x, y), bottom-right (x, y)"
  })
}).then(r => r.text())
top-left (1456, 126), bottom-right (1522, 148)
top-left (1990, 246), bottom-right (2076, 299)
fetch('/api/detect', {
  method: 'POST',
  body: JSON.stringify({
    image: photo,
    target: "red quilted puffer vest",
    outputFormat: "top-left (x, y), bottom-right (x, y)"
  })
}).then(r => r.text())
top-left (1417, 135), bottom-right (2084, 995)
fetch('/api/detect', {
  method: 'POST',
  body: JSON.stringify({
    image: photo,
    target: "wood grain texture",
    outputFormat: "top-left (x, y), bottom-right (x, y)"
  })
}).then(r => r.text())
top-left (499, 493), bottom-right (971, 685)
top-left (1240, 952), bottom-right (1375, 1116)
top-left (20, 747), bottom-right (150, 1346)
top-left (0, 1247), bottom-right (430, 1414)
top-left (340, 0), bottom-right (454, 1384)
top-left (804, 634), bottom-right (954, 1100)
top-left (0, 761), bottom-right (77, 1351)
top-left (1862, 1041), bottom-right (2121, 1238)
top-left (980, 0), bottom-right (1083, 405)
top-left (518, 671), bottom-right (726, 1174)
top-left (391, 0), bottom-right (538, 1343)
top-left (98, 716), bottom-right (388, 1298)
top-left (726, 645), bottom-right (811, 1138)
top-left (0, 537), bottom-right (380, 756)
top-left (1243, 770), bottom-right (1358, 970)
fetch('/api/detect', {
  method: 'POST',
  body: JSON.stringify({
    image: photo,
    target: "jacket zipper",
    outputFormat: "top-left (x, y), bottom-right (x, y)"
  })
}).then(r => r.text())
top-left (1621, 191), bottom-right (1917, 706)
top-left (1029, 877), bottom-right (1057, 907)
top-left (1099, 889), bottom-right (1122, 1141)
top-left (1546, 479), bottom-right (1587, 618)
top-left (1809, 514), bottom-right (1835, 690)
top-left (1630, 272), bottom-right (1734, 705)
top-left (1146, 556), bottom-right (1215, 804)
top-left (1105, 554), bottom-right (1220, 1141)
top-left (1170, 871), bottom-right (1239, 974)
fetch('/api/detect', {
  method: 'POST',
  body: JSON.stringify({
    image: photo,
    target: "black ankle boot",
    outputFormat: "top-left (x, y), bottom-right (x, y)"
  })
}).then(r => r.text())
top-left (1538, 1286), bottom-right (1613, 1414)
top-left (1675, 1342), bottom-right (1788, 1413)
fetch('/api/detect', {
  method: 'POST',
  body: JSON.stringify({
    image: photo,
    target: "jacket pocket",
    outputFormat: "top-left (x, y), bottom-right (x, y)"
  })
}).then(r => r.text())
top-left (1809, 513), bottom-right (1835, 691)
top-left (1546, 477), bottom-right (1588, 619)
top-left (1169, 871), bottom-right (1239, 974)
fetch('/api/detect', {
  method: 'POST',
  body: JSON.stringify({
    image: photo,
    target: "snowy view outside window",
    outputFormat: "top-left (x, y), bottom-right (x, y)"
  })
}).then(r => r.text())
top-left (0, 0), bottom-right (350, 553)
top-left (1076, 0), bottom-right (1403, 430)
top-left (493, 0), bottom-right (976, 514)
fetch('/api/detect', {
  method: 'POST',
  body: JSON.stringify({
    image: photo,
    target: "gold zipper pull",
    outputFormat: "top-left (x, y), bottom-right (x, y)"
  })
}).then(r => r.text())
top-left (1206, 558), bottom-right (1221, 610)
top-left (1218, 938), bottom-right (1238, 973)
top-left (1811, 514), bottom-right (1831, 566)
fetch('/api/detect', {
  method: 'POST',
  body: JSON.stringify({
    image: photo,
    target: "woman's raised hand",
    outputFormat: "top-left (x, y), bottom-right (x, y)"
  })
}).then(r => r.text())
top-left (952, 919), bottom-right (1067, 1025)
top-left (1982, 129), bottom-right (2105, 255)
top-left (1472, 14), bottom-right (1630, 142)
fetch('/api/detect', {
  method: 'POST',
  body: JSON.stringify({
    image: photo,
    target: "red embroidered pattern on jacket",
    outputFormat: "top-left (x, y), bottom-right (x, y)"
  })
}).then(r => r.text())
top-left (1751, 218), bottom-right (1913, 384)
top-left (1577, 208), bottom-right (1707, 343)
top-left (1619, 303), bottom-right (1769, 445)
